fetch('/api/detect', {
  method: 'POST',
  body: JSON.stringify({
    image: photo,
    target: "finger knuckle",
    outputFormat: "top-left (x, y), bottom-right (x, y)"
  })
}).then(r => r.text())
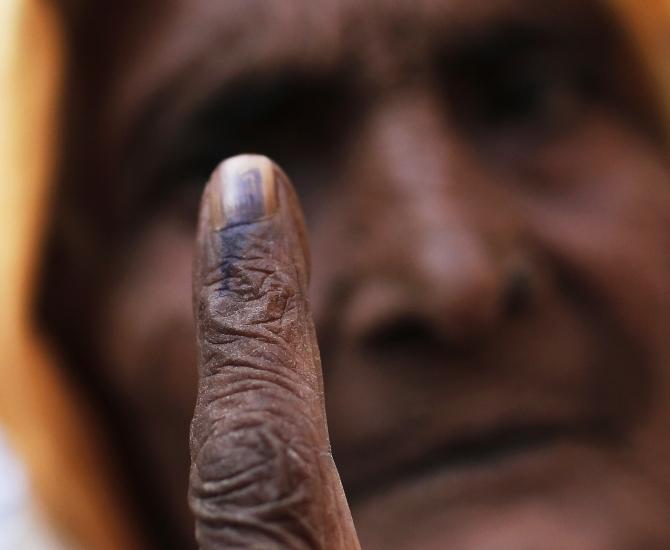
top-left (207, 222), bottom-right (292, 299)
top-left (190, 414), bottom-right (321, 548)
top-left (199, 224), bottom-right (301, 335)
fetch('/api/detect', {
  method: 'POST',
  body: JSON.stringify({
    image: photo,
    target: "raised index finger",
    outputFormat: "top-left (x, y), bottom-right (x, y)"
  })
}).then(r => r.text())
top-left (190, 155), bottom-right (359, 549)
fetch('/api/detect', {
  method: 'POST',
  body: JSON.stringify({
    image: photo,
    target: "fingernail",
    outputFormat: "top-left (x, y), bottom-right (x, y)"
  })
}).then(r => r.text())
top-left (208, 155), bottom-right (278, 230)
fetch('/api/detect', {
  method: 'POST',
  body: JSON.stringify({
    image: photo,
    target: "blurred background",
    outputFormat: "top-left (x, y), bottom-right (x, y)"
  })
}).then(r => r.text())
top-left (2, 0), bottom-right (670, 548)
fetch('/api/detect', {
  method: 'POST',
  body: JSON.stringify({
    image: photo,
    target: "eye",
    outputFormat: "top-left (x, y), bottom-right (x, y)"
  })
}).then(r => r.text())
top-left (442, 27), bottom-right (591, 141)
top-left (158, 74), bottom-right (358, 209)
top-left (484, 58), bottom-right (579, 129)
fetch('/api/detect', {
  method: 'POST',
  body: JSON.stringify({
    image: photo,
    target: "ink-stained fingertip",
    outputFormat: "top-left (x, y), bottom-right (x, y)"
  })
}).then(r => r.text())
top-left (208, 154), bottom-right (278, 230)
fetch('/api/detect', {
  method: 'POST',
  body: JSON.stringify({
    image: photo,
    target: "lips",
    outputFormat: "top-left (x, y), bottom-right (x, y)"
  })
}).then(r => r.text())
top-left (342, 418), bottom-right (602, 505)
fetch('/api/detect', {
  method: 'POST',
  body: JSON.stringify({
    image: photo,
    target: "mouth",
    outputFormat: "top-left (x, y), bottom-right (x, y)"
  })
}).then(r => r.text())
top-left (345, 420), bottom-right (604, 504)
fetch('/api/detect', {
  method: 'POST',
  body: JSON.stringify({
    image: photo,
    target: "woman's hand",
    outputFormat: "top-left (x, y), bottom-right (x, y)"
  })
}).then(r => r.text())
top-left (189, 155), bottom-right (360, 549)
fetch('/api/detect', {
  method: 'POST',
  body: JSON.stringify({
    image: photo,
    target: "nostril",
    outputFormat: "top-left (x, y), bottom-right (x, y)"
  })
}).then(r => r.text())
top-left (361, 316), bottom-right (433, 354)
top-left (502, 268), bottom-right (534, 318)
top-left (360, 314), bottom-right (473, 359)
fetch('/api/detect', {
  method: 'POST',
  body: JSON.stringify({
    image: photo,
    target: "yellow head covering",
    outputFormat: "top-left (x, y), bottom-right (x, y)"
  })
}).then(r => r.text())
top-left (613, 0), bottom-right (670, 138)
top-left (0, 0), bottom-right (140, 547)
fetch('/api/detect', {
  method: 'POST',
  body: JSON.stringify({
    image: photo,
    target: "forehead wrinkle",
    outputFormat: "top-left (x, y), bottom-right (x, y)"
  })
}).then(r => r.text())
top-left (363, 0), bottom-right (593, 52)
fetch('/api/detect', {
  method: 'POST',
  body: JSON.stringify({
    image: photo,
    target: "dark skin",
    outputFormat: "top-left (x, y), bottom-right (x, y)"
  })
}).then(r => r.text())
top-left (42, 0), bottom-right (670, 547)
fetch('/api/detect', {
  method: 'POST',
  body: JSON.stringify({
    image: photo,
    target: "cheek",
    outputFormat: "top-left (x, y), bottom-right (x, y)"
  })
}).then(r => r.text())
top-left (520, 122), bottom-right (670, 350)
top-left (99, 218), bottom-right (198, 418)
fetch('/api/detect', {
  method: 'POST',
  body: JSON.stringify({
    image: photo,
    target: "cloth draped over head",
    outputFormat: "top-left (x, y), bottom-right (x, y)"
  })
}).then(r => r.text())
top-left (0, 0), bottom-right (668, 547)
top-left (613, 0), bottom-right (670, 137)
top-left (0, 0), bottom-right (141, 547)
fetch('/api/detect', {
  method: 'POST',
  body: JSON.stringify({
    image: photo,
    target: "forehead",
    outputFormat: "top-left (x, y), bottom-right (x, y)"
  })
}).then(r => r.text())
top-left (104, 0), bottom-right (598, 133)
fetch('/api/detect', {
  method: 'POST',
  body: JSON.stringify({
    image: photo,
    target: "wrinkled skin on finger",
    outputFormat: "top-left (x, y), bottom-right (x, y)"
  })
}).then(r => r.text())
top-left (190, 157), bottom-right (357, 548)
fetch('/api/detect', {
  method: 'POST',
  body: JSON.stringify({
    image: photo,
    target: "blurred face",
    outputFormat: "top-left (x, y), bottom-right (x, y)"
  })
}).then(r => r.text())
top-left (47, 0), bottom-right (670, 547)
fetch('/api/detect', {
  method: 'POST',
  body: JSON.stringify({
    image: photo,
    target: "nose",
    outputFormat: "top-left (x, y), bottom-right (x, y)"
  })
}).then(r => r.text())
top-left (338, 92), bottom-right (534, 354)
